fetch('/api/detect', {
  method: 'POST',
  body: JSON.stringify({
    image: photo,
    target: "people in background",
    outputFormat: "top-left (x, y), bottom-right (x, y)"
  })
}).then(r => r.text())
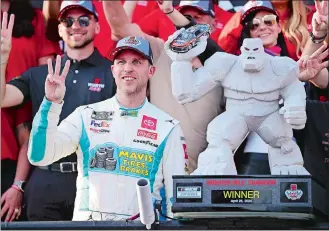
top-left (1, 0), bottom-right (59, 222)
top-left (218, 0), bottom-right (313, 60)
top-left (1, 1), bottom-right (116, 221)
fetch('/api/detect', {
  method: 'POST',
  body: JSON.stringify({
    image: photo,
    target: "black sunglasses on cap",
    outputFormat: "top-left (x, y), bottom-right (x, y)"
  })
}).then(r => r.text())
top-left (60, 15), bottom-right (91, 28)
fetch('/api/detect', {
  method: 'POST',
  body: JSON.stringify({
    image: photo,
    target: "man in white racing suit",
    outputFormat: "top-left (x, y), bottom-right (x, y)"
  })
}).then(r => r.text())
top-left (27, 36), bottom-right (188, 221)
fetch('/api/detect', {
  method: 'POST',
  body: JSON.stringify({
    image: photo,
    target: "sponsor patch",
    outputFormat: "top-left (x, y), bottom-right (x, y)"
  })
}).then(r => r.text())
top-left (89, 128), bottom-right (110, 133)
top-left (91, 111), bottom-right (114, 120)
top-left (89, 143), bottom-right (155, 178)
top-left (133, 139), bottom-right (158, 148)
top-left (90, 120), bottom-right (110, 128)
top-left (120, 110), bottom-right (138, 117)
top-left (137, 129), bottom-right (158, 140)
top-left (88, 78), bottom-right (105, 92)
top-left (141, 115), bottom-right (157, 130)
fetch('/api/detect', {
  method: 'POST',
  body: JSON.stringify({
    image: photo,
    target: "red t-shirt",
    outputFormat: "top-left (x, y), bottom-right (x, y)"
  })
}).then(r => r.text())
top-left (212, 4), bottom-right (234, 43)
top-left (137, 9), bottom-right (176, 41)
top-left (93, 0), bottom-right (159, 58)
top-left (138, 5), bottom-right (233, 43)
top-left (131, 1), bottom-right (159, 23)
top-left (1, 9), bottom-right (59, 161)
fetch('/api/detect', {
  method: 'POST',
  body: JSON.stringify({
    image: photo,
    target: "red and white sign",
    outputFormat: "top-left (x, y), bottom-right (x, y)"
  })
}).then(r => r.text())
top-left (137, 129), bottom-right (158, 140)
top-left (88, 78), bottom-right (104, 92)
top-left (285, 184), bottom-right (303, 200)
top-left (141, 115), bottom-right (157, 131)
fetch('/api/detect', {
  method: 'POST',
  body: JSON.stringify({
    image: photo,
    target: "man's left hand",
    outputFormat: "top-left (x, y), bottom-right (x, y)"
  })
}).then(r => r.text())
top-left (1, 187), bottom-right (23, 222)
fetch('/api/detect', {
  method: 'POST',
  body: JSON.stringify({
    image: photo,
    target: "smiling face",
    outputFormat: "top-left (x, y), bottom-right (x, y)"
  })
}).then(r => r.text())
top-left (249, 11), bottom-right (281, 48)
top-left (58, 8), bottom-right (100, 49)
top-left (111, 50), bottom-right (155, 97)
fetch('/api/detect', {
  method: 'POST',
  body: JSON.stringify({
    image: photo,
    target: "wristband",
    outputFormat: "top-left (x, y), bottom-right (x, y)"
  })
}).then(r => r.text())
top-left (165, 8), bottom-right (174, 15)
top-left (310, 31), bottom-right (327, 44)
top-left (175, 15), bottom-right (197, 30)
top-left (11, 185), bottom-right (24, 193)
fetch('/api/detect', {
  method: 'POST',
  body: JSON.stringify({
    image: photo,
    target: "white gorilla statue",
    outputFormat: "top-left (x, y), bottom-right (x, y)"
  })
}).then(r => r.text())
top-left (165, 28), bottom-right (309, 176)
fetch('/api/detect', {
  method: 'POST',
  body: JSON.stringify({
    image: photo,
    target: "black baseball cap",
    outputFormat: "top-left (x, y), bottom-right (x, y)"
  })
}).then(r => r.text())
top-left (241, 0), bottom-right (277, 24)
top-left (58, 1), bottom-right (98, 20)
top-left (178, 0), bottom-right (215, 18)
top-left (109, 36), bottom-right (153, 65)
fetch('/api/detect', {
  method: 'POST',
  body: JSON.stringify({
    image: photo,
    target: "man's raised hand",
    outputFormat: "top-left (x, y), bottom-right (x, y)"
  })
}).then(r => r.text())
top-left (45, 55), bottom-right (70, 104)
top-left (1, 12), bottom-right (15, 64)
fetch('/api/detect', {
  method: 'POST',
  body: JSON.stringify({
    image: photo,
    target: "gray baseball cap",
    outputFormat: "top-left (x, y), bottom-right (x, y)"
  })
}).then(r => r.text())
top-left (178, 0), bottom-right (215, 18)
top-left (110, 36), bottom-right (153, 65)
top-left (58, 1), bottom-right (98, 20)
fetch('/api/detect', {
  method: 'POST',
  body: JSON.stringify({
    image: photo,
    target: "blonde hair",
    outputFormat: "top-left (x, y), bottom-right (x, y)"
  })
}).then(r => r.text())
top-left (281, 1), bottom-right (309, 58)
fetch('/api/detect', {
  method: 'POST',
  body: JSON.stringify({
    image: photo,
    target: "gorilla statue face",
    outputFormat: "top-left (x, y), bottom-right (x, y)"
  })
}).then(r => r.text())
top-left (240, 38), bottom-right (266, 72)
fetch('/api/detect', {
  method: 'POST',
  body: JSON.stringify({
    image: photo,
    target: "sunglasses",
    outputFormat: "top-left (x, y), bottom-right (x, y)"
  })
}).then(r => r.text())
top-left (246, 15), bottom-right (277, 31)
top-left (60, 15), bottom-right (91, 28)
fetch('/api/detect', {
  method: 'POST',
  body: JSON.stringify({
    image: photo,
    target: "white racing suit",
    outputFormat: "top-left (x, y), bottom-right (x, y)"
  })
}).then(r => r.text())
top-left (28, 96), bottom-right (188, 221)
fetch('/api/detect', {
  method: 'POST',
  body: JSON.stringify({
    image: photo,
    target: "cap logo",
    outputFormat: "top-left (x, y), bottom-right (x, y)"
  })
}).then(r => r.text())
top-left (123, 36), bottom-right (141, 46)
top-left (244, 0), bottom-right (264, 11)
top-left (255, 1), bottom-right (264, 6)
top-left (180, 0), bottom-right (200, 6)
top-left (70, 0), bottom-right (85, 4)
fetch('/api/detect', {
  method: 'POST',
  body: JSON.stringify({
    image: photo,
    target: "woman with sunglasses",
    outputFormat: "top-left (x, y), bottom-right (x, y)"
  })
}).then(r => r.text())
top-left (234, 1), bottom-right (327, 175)
top-left (218, 0), bottom-right (313, 61)
top-left (0, 0), bottom-right (60, 222)
top-left (219, 1), bottom-right (312, 175)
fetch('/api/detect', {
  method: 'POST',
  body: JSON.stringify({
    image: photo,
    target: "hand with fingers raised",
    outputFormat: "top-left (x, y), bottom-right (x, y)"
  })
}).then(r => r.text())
top-left (312, 0), bottom-right (328, 38)
top-left (298, 44), bottom-right (329, 81)
top-left (45, 55), bottom-right (70, 104)
top-left (1, 12), bottom-right (15, 65)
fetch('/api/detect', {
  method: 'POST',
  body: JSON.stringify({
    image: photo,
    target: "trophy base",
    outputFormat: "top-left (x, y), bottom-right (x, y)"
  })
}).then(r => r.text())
top-left (172, 175), bottom-right (327, 219)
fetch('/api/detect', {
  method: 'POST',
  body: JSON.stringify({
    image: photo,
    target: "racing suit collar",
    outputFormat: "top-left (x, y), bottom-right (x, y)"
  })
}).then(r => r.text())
top-left (115, 96), bottom-right (148, 111)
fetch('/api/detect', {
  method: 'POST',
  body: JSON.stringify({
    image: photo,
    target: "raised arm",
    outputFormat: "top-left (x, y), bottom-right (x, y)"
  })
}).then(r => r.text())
top-left (302, 0), bottom-right (328, 56)
top-left (102, 1), bottom-right (163, 59)
top-left (42, 0), bottom-right (61, 42)
top-left (1, 13), bottom-right (25, 108)
top-left (123, 1), bottom-right (138, 22)
top-left (157, 0), bottom-right (190, 27)
top-left (164, 31), bottom-right (236, 104)
top-left (27, 56), bottom-right (79, 166)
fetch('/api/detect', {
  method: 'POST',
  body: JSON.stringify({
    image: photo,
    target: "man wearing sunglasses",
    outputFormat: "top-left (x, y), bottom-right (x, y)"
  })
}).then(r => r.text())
top-left (1, 1), bottom-right (116, 221)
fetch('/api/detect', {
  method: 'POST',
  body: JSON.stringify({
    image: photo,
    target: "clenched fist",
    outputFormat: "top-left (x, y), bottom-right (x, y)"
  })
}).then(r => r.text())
top-left (45, 55), bottom-right (70, 104)
top-left (279, 106), bottom-right (306, 130)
